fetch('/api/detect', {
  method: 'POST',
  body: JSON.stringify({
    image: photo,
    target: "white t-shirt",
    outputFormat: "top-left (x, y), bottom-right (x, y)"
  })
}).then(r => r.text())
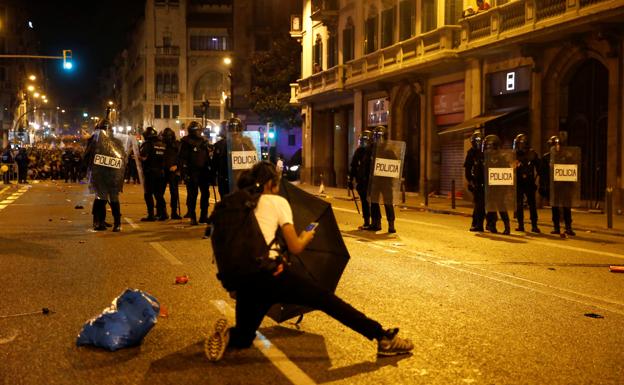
top-left (254, 194), bottom-right (293, 256)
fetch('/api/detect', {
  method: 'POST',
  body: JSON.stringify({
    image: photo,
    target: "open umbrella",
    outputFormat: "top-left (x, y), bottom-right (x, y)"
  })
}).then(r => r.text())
top-left (267, 179), bottom-right (351, 323)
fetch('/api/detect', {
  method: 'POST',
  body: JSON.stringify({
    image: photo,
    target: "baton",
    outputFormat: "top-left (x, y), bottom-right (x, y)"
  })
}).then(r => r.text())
top-left (349, 187), bottom-right (360, 214)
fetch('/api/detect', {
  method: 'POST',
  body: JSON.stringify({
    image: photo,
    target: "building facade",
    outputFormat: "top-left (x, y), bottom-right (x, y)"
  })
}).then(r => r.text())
top-left (293, 0), bottom-right (624, 210)
top-left (108, 0), bottom-right (302, 161)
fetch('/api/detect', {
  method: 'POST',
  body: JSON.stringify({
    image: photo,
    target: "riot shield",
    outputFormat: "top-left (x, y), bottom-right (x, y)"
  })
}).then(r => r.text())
top-left (130, 136), bottom-right (145, 187)
top-left (484, 149), bottom-right (516, 212)
top-left (227, 131), bottom-right (261, 192)
top-left (367, 140), bottom-right (406, 205)
top-left (550, 146), bottom-right (581, 207)
top-left (88, 131), bottom-right (131, 200)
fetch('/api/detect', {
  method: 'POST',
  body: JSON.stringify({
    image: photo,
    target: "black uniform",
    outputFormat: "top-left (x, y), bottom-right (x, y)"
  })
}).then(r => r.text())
top-left (539, 152), bottom-right (573, 234)
top-left (163, 135), bottom-right (181, 219)
top-left (178, 133), bottom-right (212, 224)
top-left (515, 149), bottom-right (540, 231)
top-left (369, 141), bottom-right (396, 231)
top-left (140, 136), bottom-right (168, 220)
top-left (14, 149), bottom-right (29, 184)
top-left (61, 149), bottom-right (73, 182)
top-left (464, 147), bottom-right (485, 231)
top-left (71, 150), bottom-right (83, 182)
top-left (213, 138), bottom-right (229, 199)
top-left (484, 151), bottom-right (511, 234)
top-left (349, 145), bottom-right (372, 228)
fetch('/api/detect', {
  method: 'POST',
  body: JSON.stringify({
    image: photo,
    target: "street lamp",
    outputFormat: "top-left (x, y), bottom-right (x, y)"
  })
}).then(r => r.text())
top-left (27, 85), bottom-right (35, 92)
top-left (28, 75), bottom-right (36, 81)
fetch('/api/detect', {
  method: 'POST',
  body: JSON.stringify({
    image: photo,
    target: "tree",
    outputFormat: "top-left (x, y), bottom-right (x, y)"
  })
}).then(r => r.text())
top-left (248, 36), bottom-right (302, 129)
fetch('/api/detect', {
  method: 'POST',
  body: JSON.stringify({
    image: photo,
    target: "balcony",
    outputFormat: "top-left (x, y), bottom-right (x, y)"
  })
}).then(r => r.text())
top-left (345, 26), bottom-right (461, 88)
top-left (459, 0), bottom-right (614, 48)
top-left (155, 46), bottom-right (180, 56)
top-left (296, 65), bottom-right (344, 101)
top-left (311, 0), bottom-right (339, 26)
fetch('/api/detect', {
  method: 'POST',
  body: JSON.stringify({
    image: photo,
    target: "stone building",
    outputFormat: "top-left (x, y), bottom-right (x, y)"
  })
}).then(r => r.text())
top-left (292, 0), bottom-right (624, 210)
top-left (109, 0), bottom-right (302, 159)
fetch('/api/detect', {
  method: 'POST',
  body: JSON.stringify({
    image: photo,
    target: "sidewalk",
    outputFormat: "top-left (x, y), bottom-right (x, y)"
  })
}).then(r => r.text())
top-left (294, 182), bottom-right (624, 237)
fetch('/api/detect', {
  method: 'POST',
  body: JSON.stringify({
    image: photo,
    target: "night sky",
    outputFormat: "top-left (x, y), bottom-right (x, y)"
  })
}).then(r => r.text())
top-left (25, 0), bottom-right (144, 112)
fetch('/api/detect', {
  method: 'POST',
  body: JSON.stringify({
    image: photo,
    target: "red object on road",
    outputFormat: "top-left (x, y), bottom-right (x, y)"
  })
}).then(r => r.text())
top-left (175, 275), bottom-right (189, 284)
top-left (159, 305), bottom-right (169, 318)
top-left (609, 266), bottom-right (624, 273)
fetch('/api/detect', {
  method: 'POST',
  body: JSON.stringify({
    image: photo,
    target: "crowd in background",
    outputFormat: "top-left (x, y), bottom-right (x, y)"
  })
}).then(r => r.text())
top-left (1, 144), bottom-right (85, 183)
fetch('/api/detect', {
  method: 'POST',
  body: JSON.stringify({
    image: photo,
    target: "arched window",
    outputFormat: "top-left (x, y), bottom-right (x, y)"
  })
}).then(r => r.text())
top-left (194, 71), bottom-right (226, 101)
top-left (313, 34), bottom-right (323, 73)
top-left (364, 5), bottom-right (378, 54)
top-left (164, 73), bottom-right (172, 93)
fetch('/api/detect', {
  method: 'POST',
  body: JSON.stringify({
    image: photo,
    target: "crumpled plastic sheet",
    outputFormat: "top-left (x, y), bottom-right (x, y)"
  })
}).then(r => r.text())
top-left (76, 289), bottom-right (160, 351)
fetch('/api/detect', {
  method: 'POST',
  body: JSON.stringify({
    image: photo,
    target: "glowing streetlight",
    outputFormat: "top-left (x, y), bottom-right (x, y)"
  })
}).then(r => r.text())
top-left (223, 57), bottom-right (232, 65)
top-left (33, 92), bottom-right (40, 98)
top-left (43, 99), bottom-right (48, 104)
top-left (108, 100), bottom-right (114, 106)
top-left (28, 75), bottom-right (36, 81)
top-left (27, 85), bottom-right (35, 92)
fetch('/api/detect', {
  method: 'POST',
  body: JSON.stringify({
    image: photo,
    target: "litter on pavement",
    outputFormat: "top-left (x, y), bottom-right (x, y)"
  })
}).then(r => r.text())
top-left (175, 275), bottom-right (189, 284)
top-left (609, 266), bottom-right (624, 273)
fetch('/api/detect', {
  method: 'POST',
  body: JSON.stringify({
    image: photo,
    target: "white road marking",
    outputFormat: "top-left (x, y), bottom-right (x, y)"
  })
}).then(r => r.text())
top-left (149, 242), bottom-right (183, 265)
top-left (529, 239), bottom-right (624, 260)
top-left (124, 217), bottom-right (139, 229)
top-left (0, 186), bottom-right (9, 194)
top-left (332, 206), bottom-right (453, 229)
top-left (344, 233), bottom-right (624, 316)
top-left (210, 300), bottom-right (318, 385)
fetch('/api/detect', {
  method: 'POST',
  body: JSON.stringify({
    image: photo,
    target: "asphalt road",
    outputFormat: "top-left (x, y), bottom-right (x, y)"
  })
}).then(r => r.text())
top-left (0, 181), bottom-right (623, 385)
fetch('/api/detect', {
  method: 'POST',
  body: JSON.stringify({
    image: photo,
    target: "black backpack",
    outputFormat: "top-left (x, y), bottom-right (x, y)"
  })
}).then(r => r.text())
top-left (207, 189), bottom-right (283, 292)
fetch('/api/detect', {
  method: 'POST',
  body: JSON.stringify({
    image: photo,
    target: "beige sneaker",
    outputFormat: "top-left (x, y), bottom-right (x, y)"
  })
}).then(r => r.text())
top-left (205, 318), bottom-right (229, 362)
top-left (377, 328), bottom-right (414, 357)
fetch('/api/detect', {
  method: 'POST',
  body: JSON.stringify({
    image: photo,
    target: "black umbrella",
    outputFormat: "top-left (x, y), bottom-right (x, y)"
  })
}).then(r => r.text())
top-left (267, 179), bottom-right (351, 323)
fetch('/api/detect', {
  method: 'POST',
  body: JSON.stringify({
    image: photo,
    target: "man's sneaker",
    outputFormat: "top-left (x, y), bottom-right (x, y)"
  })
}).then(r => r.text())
top-left (205, 318), bottom-right (229, 362)
top-left (377, 328), bottom-right (414, 357)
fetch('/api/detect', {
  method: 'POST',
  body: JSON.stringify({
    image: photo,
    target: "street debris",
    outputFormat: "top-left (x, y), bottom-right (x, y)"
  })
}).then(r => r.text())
top-left (76, 289), bottom-right (160, 351)
top-left (78, 240), bottom-right (86, 244)
top-left (584, 313), bottom-right (604, 319)
top-left (609, 266), bottom-right (624, 273)
top-left (175, 275), bottom-right (189, 285)
top-left (0, 307), bottom-right (53, 319)
top-left (159, 305), bottom-right (169, 318)
top-left (75, 205), bottom-right (84, 209)
top-left (548, 267), bottom-right (556, 271)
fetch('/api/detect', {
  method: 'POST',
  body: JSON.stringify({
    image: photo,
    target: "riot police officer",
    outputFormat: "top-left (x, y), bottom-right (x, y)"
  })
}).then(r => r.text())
top-left (513, 134), bottom-right (541, 233)
top-left (162, 127), bottom-right (182, 219)
top-left (62, 148), bottom-right (74, 183)
top-left (71, 148), bottom-right (83, 182)
top-left (1, 146), bottom-right (14, 184)
top-left (140, 126), bottom-right (167, 221)
top-left (14, 147), bottom-right (29, 184)
top-left (178, 121), bottom-right (212, 226)
top-left (348, 129), bottom-right (373, 230)
top-left (483, 134), bottom-right (511, 235)
top-left (464, 130), bottom-right (484, 232)
top-left (369, 126), bottom-right (396, 233)
top-left (539, 135), bottom-right (575, 236)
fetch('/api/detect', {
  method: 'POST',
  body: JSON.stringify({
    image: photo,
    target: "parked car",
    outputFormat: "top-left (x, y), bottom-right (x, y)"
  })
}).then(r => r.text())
top-left (283, 148), bottom-right (302, 181)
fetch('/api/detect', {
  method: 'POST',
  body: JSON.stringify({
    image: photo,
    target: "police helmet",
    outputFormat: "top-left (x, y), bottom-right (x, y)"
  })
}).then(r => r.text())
top-left (470, 130), bottom-right (483, 150)
top-left (187, 121), bottom-right (201, 138)
top-left (513, 133), bottom-right (528, 153)
top-left (162, 127), bottom-right (176, 142)
top-left (227, 117), bottom-right (243, 133)
top-left (482, 134), bottom-right (501, 152)
top-left (359, 129), bottom-right (372, 146)
top-left (143, 126), bottom-right (158, 140)
top-left (96, 119), bottom-right (112, 132)
top-left (372, 126), bottom-right (387, 142)
top-left (547, 135), bottom-right (560, 147)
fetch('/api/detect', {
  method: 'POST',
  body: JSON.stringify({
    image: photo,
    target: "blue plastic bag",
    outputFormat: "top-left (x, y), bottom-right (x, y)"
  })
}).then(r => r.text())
top-left (76, 289), bottom-right (160, 351)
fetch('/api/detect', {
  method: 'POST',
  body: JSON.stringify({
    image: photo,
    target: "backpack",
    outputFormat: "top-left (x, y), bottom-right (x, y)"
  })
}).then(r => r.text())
top-left (207, 189), bottom-right (284, 292)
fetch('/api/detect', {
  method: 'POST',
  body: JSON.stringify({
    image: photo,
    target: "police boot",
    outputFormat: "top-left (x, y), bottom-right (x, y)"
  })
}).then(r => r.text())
top-left (199, 210), bottom-right (208, 224)
top-left (515, 218), bottom-right (524, 232)
top-left (189, 213), bottom-right (198, 226)
top-left (141, 202), bottom-right (156, 221)
top-left (368, 220), bottom-right (382, 232)
top-left (388, 221), bottom-right (396, 234)
top-left (93, 201), bottom-right (107, 231)
top-left (358, 219), bottom-right (371, 230)
top-left (111, 202), bottom-right (122, 232)
top-left (503, 220), bottom-right (511, 235)
top-left (531, 222), bottom-right (541, 233)
top-left (157, 206), bottom-right (169, 221)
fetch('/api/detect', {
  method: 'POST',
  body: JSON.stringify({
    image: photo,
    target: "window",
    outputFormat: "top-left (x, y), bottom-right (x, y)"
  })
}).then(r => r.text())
top-left (421, 0), bottom-right (437, 33)
top-left (163, 35), bottom-right (172, 47)
top-left (342, 18), bottom-right (354, 62)
top-left (154, 105), bottom-right (161, 119)
top-left (172, 105), bottom-right (179, 119)
top-left (163, 105), bottom-right (170, 119)
top-left (171, 74), bottom-right (178, 93)
top-left (288, 134), bottom-right (296, 146)
top-left (364, 7), bottom-right (378, 54)
top-left (313, 34), bottom-right (323, 72)
top-left (156, 72), bottom-right (178, 95)
top-left (381, 7), bottom-right (395, 48)
top-left (445, 0), bottom-right (463, 25)
top-left (399, 0), bottom-right (415, 41)
top-left (190, 35), bottom-right (229, 51)
top-left (327, 29), bottom-right (337, 68)
top-left (164, 73), bottom-right (172, 93)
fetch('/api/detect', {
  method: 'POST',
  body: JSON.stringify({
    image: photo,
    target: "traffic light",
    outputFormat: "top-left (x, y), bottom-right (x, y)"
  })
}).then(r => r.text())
top-left (62, 50), bottom-right (73, 70)
top-left (268, 124), bottom-right (276, 140)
